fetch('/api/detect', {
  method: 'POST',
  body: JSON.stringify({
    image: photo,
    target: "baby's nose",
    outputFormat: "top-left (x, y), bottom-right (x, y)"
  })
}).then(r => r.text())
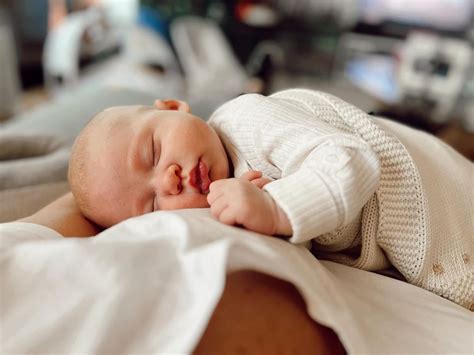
top-left (162, 164), bottom-right (182, 195)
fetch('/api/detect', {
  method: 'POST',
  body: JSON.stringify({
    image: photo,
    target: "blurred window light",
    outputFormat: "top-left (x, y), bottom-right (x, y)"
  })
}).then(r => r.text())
top-left (99, 0), bottom-right (138, 27)
top-left (359, 0), bottom-right (473, 31)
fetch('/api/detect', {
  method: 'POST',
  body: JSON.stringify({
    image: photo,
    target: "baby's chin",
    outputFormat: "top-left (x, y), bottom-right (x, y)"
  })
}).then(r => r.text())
top-left (85, 208), bottom-right (125, 229)
top-left (87, 193), bottom-right (212, 228)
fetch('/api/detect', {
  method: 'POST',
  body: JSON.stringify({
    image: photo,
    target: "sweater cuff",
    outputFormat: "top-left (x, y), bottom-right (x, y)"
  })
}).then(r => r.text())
top-left (264, 169), bottom-right (342, 244)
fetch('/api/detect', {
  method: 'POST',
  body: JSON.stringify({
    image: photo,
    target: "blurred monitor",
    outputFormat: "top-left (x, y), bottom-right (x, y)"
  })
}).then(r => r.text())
top-left (355, 0), bottom-right (473, 37)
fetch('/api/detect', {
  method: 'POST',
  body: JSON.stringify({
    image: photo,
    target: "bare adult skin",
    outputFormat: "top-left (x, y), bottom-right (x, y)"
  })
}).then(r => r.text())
top-left (18, 197), bottom-right (346, 354)
top-left (19, 192), bottom-right (101, 237)
top-left (195, 271), bottom-right (346, 355)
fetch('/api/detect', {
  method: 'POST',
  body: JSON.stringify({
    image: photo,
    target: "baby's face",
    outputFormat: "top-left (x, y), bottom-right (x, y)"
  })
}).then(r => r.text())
top-left (81, 102), bottom-right (230, 227)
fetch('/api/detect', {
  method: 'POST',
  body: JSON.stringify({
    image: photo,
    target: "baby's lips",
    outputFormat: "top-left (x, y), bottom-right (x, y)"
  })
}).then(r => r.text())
top-left (199, 160), bottom-right (211, 193)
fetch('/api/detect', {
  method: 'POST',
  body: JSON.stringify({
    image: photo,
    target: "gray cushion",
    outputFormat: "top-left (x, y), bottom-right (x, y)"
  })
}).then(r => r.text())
top-left (1, 86), bottom-right (158, 143)
top-left (0, 132), bottom-right (69, 189)
top-left (0, 181), bottom-right (70, 222)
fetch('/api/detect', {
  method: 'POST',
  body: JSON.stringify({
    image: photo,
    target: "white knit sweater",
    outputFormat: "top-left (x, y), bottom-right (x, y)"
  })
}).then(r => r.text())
top-left (209, 89), bottom-right (473, 310)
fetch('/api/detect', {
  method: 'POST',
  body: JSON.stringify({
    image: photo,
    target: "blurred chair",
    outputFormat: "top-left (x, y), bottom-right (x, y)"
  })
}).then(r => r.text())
top-left (123, 24), bottom-right (180, 74)
top-left (170, 16), bottom-right (250, 101)
top-left (42, 6), bottom-right (115, 94)
top-left (0, 7), bottom-right (21, 119)
top-left (78, 24), bottom-right (185, 100)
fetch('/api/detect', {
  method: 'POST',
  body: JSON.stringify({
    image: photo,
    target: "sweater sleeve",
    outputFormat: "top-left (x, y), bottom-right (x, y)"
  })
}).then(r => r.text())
top-left (264, 136), bottom-right (380, 244)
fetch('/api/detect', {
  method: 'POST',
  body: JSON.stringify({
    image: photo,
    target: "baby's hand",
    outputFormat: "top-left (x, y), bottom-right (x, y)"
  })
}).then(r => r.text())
top-left (207, 171), bottom-right (291, 236)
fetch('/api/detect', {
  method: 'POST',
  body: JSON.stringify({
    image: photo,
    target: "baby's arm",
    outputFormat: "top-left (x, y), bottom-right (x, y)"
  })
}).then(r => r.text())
top-left (207, 171), bottom-right (292, 236)
top-left (209, 89), bottom-right (381, 243)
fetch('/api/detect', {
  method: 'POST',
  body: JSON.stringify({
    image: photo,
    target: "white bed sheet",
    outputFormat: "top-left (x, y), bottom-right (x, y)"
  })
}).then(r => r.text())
top-left (1, 209), bottom-right (472, 354)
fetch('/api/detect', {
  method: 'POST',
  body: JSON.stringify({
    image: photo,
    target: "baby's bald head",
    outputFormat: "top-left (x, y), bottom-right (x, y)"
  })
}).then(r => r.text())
top-left (68, 106), bottom-right (141, 222)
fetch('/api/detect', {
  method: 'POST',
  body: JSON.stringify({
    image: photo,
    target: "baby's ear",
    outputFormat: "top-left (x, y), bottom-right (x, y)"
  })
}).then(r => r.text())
top-left (154, 99), bottom-right (190, 113)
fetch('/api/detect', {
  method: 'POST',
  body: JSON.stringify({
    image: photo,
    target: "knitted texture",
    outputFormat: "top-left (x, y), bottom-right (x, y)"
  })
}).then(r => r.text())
top-left (209, 89), bottom-right (473, 309)
top-left (376, 117), bottom-right (473, 309)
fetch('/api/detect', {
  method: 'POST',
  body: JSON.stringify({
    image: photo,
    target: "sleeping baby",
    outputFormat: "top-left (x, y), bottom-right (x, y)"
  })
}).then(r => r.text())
top-left (68, 89), bottom-right (473, 310)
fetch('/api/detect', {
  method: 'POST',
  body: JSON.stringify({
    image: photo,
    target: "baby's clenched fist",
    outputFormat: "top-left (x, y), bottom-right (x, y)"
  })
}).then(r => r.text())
top-left (207, 171), bottom-right (292, 236)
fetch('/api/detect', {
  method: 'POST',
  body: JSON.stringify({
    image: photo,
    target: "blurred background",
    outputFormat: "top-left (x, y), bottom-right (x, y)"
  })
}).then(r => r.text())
top-left (0, 0), bottom-right (473, 217)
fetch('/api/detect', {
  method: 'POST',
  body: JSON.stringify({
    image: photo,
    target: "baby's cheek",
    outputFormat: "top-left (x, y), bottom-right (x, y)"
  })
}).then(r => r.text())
top-left (160, 194), bottom-right (210, 210)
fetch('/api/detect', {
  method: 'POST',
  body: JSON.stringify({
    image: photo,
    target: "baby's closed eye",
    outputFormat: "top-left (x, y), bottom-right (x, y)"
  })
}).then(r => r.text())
top-left (151, 136), bottom-right (161, 167)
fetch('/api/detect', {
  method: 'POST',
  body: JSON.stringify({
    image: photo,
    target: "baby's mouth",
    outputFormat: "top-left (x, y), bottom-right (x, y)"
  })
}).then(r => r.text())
top-left (189, 159), bottom-right (211, 194)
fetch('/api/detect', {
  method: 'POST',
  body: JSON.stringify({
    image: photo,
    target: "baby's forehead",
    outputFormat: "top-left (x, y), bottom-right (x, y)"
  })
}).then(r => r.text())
top-left (88, 105), bottom-right (160, 148)
top-left (97, 105), bottom-right (153, 128)
top-left (102, 105), bottom-right (152, 118)
top-left (103, 104), bottom-right (149, 112)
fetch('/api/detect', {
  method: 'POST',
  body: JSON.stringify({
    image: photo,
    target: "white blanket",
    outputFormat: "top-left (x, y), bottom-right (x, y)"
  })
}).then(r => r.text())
top-left (1, 209), bottom-right (472, 354)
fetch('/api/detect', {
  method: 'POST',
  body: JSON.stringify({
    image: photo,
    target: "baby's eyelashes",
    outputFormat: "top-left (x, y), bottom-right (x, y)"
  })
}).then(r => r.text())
top-left (152, 138), bottom-right (159, 167)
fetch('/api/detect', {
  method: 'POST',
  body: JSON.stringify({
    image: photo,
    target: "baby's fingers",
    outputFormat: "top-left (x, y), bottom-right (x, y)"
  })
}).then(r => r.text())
top-left (217, 206), bottom-right (238, 226)
top-left (239, 170), bottom-right (262, 182)
top-left (250, 177), bottom-right (272, 189)
top-left (209, 195), bottom-right (229, 219)
top-left (209, 179), bottom-right (225, 192)
top-left (208, 179), bottom-right (229, 204)
top-left (207, 188), bottom-right (221, 205)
